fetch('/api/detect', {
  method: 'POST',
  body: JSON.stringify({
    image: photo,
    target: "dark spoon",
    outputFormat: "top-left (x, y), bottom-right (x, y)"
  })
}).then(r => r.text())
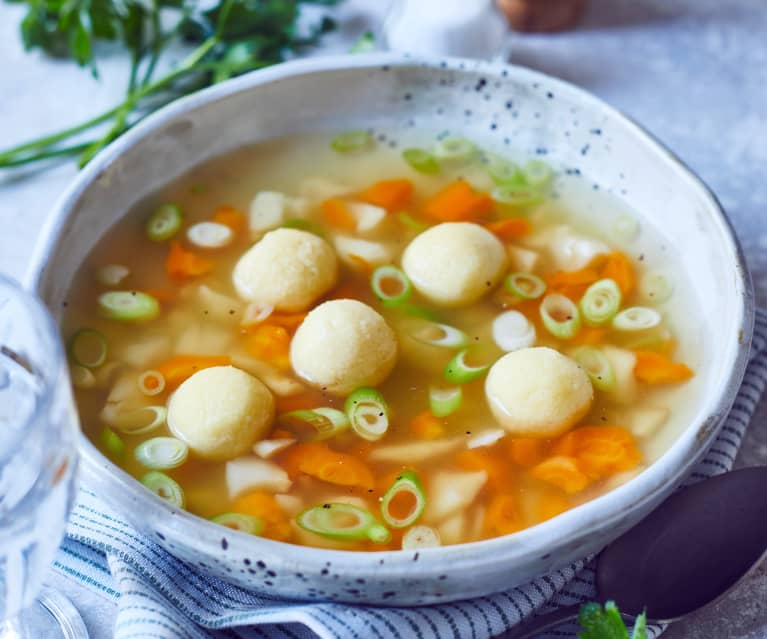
top-left (500, 466), bottom-right (767, 638)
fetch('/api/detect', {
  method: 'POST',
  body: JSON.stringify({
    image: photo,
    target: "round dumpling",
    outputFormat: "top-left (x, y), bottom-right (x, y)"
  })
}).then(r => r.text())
top-left (232, 228), bottom-right (338, 312)
top-left (401, 222), bottom-right (507, 307)
top-left (290, 299), bottom-right (398, 395)
top-left (168, 366), bottom-right (275, 460)
top-left (485, 347), bottom-right (593, 438)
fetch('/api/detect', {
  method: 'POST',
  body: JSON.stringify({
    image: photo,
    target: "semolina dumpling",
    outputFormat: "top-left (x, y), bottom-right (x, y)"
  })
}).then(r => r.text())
top-left (401, 222), bottom-right (507, 307)
top-left (485, 347), bottom-right (593, 438)
top-left (168, 366), bottom-right (275, 461)
top-left (232, 228), bottom-right (338, 312)
top-left (290, 299), bottom-right (397, 395)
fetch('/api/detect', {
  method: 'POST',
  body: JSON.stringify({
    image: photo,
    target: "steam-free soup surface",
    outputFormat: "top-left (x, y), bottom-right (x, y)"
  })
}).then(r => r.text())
top-left (64, 131), bottom-right (696, 551)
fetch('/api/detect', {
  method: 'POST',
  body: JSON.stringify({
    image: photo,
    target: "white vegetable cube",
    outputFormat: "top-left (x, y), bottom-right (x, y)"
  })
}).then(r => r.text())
top-left (601, 345), bottom-right (638, 405)
top-left (249, 191), bottom-right (286, 234)
top-left (626, 406), bottom-right (669, 438)
top-left (332, 235), bottom-right (397, 270)
top-left (346, 202), bottom-right (387, 235)
top-left (507, 245), bottom-right (540, 273)
top-left (225, 456), bottom-right (292, 499)
top-left (299, 177), bottom-right (351, 202)
top-left (424, 470), bottom-right (487, 523)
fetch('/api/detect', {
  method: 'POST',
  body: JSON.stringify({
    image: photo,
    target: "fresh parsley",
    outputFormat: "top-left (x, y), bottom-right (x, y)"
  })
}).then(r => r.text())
top-left (0, 0), bottom-right (339, 169)
top-left (578, 601), bottom-right (648, 639)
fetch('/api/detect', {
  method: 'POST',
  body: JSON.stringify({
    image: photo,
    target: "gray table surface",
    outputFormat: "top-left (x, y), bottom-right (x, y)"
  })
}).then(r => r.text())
top-left (2, 0), bottom-right (767, 637)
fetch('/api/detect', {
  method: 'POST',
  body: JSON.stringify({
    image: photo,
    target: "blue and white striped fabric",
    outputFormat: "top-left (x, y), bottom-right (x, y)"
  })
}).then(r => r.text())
top-left (54, 309), bottom-right (767, 639)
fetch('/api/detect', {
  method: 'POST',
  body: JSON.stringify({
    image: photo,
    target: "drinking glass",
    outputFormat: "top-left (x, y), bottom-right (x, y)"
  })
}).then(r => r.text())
top-left (0, 275), bottom-right (86, 638)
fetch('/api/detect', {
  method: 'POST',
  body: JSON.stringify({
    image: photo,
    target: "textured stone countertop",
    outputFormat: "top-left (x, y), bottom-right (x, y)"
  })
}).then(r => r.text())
top-left (1, 1), bottom-right (766, 637)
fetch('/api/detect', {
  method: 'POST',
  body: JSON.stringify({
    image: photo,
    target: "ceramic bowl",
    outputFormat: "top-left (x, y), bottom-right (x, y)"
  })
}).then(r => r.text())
top-left (28, 54), bottom-right (753, 605)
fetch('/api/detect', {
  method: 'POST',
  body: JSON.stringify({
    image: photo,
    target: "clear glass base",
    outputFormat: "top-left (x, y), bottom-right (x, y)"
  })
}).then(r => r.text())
top-left (0, 588), bottom-right (88, 639)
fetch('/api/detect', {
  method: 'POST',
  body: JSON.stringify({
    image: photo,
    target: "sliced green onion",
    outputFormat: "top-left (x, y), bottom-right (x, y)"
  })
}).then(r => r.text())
top-left (398, 211), bottom-right (429, 232)
top-left (331, 130), bottom-right (372, 153)
top-left (429, 386), bottom-right (463, 417)
top-left (492, 310), bottom-right (536, 352)
top-left (278, 407), bottom-right (350, 441)
top-left (505, 272), bottom-right (546, 300)
top-left (146, 204), bottom-right (182, 242)
top-left (402, 525), bottom-right (441, 549)
top-left (402, 148), bottom-right (440, 174)
top-left (99, 291), bottom-right (160, 322)
top-left (97, 264), bottom-right (130, 287)
top-left (640, 270), bottom-right (674, 303)
top-left (281, 218), bottom-right (325, 237)
top-left (349, 31), bottom-right (376, 54)
top-left (443, 349), bottom-right (490, 383)
top-left (611, 214), bottom-right (640, 242)
top-left (540, 294), bottom-right (581, 339)
top-left (572, 346), bottom-right (616, 392)
top-left (345, 387), bottom-right (390, 442)
top-left (141, 471), bottom-right (185, 508)
top-left (68, 328), bottom-right (107, 368)
top-left (579, 278), bottom-right (622, 326)
top-left (371, 265), bottom-right (412, 308)
top-left (105, 405), bottom-right (167, 435)
top-left (408, 319), bottom-right (468, 349)
top-left (491, 185), bottom-right (543, 208)
top-left (134, 437), bottom-right (189, 470)
top-left (296, 503), bottom-right (391, 543)
top-left (613, 306), bottom-right (662, 332)
top-left (100, 427), bottom-right (125, 459)
top-left (485, 155), bottom-right (522, 186)
top-left (138, 370), bottom-right (166, 396)
top-left (380, 470), bottom-right (426, 528)
top-left (211, 512), bottom-right (265, 535)
top-left (402, 304), bottom-right (442, 322)
top-left (432, 137), bottom-right (477, 163)
top-left (522, 159), bottom-right (553, 188)
top-left (70, 364), bottom-right (96, 389)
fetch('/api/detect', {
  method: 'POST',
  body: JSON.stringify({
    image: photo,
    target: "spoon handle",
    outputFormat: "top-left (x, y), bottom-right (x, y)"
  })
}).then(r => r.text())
top-left (494, 604), bottom-right (581, 638)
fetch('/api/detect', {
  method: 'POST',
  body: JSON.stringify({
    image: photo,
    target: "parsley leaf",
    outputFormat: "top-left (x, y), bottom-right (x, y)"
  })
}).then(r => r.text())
top-left (578, 601), bottom-right (648, 639)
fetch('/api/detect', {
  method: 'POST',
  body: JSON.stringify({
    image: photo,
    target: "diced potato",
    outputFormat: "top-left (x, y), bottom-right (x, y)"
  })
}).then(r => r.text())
top-left (226, 456), bottom-right (291, 499)
top-left (507, 245), bottom-right (540, 273)
top-left (104, 371), bottom-right (146, 410)
top-left (286, 196), bottom-right (311, 218)
top-left (273, 493), bottom-right (303, 516)
top-left (249, 191), bottom-right (286, 235)
top-left (626, 406), bottom-right (669, 438)
top-left (333, 235), bottom-right (397, 270)
top-left (437, 512), bottom-right (467, 545)
top-left (369, 437), bottom-right (464, 464)
top-left (526, 225), bottom-right (609, 271)
top-left (197, 284), bottom-right (243, 324)
top-left (299, 177), bottom-right (351, 202)
top-left (253, 438), bottom-right (296, 459)
top-left (230, 351), bottom-right (306, 397)
top-left (174, 323), bottom-right (232, 356)
top-left (347, 202), bottom-right (387, 235)
top-left (424, 470), bottom-right (487, 523)
top-left (602, 345), bottom-right (638, 405)
top-left (467, 429), bottom-right (506, 449)
top-left (115, 334), bottom-right (172, 370)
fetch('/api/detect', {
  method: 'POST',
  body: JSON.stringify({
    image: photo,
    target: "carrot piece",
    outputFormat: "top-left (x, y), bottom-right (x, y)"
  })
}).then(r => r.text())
top-left (553, 425), bottom-right (642, 479)
top-left (569, 326), bottom-right (608, 346)
top-left (423, 179), bottom-right (493, 222)
top-left (530, 456), bottom-right (591, 494)
top-left (267, 313), bottom-right (307, 331)
top-left (246, 324), bottom-right (291, 370)
top-left (281, 442), bottom-right (375, 490)
top-left (600, 251), bottom-right (635, 296)
top-left (483, 494), bottom-right (522, 536)
top-left (274, 389), bottom-right (327, 414)
top-left (506, 438), bottom-right (546, 467)
top-left (358, 179), bottom-right (414, 211)
top-left (409, 410), bottom-right (446, 440)
top-left (142, 288), bottom-right (177, 304)
top-left (166, 241), bottom-right (214, 281)
top-left (536, 492), bottom-right (570, 522)
top-left (634, 350), bottom-right (694, 384)
top-left (455, 448), bottom-right (512, 490)
top-left (213, 205), bottom-right (247, 234)
top-left (321, 198), bottom-right (357, 231)
top-left (232, 491), bottom-right (291, 542)
top-left (485, 218), bottom-right (532, 240)
top-left (155, 354), bottom-right (230, 390)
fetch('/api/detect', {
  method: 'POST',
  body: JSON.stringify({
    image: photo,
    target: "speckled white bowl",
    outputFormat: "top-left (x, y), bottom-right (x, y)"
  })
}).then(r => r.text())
top-left (28, 54), bottom-right (753, 605)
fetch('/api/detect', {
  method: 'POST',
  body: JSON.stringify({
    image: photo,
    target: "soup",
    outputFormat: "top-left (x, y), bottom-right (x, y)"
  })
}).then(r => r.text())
top-left (63, 131), bottom-right (696, 551)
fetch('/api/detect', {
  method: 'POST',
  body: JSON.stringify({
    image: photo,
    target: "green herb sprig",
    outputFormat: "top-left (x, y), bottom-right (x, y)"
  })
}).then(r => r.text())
top-left (578, 601), bottom-right (648, 639)
top-left (0, 0), bottom-right (339, 169)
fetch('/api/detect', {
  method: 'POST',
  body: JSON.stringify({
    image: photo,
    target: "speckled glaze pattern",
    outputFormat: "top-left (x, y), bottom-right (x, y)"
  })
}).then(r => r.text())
top-left (28, 54), bottom-right (753, 605)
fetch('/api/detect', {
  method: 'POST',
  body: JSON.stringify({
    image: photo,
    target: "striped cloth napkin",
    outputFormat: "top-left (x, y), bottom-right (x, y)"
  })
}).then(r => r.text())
top-left (54, 309), bottom-right (767, 639)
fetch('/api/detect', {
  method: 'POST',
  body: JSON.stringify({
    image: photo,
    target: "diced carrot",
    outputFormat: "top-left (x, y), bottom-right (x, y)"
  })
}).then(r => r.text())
top-left (279, 442), bottom-right (375, 490)
top-left (423, 179), bottom-right (493, 222)
top-left (546, 267), bottom-right (601, 301)
top-left (634, 350), bottom-right (694, 384)
top-left (142, 288), bottom-right (177, 304)
top-left (553, 425), bottom-right (641, 479)
top-left (600, 251), bottom-right (635, 296)
top-left (274, 389), bottom-right (328, 414)
top-left (358, 179), bottom-right (414, 211)
top-left (267, 312), bottom-right (307, 331)
top-left (270, 429), bottom-right (295, 440)
top-left (530, 456), bottom-right (591, 494)
top-left (321, 198), bottom-right (356, 231)
top-left (155, 354), bottom-right (230, 390)
top-left (348, 254), bottom-right (374, 275)
top-left (506, 438), bottom-right (546, 467)
top-left (455, 448), bottom-right (512, 490)
top-left (485, 218), bottom-right (532, 240)
top-left (409, 410), bottom-right (446, 440)
top-left (166, 241), bottom-right (214, 281)
top-left (569, 326), bottom-right (608, 346)
top-left (246, 324), bottom-right (291, 370)
top-left (232, 491), bottom-right (291, 542)
top-left (536, 492), bottom-right (570, 522)
top-left (212, 205), bottom-right (247, 235)
top-left (483, 494), bottom-right (522, 536)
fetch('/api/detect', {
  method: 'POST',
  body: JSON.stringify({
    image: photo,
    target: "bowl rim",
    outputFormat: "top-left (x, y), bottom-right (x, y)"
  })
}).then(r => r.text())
top-left (27, 52), bottom-right (755, 577)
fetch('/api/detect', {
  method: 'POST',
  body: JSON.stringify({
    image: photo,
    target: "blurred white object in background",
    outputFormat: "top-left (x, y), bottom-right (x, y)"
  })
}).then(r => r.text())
top-left (384, 0), bottom-right (510, 60)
